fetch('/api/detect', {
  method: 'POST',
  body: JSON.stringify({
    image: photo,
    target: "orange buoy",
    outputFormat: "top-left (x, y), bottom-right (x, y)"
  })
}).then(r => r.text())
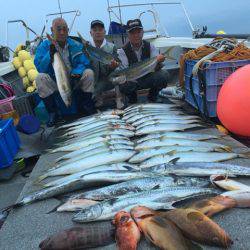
top-left (217, 64), bottom-right (250, 137)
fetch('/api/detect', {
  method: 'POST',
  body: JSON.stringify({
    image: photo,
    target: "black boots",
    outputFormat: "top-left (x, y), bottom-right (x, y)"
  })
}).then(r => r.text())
top-left (42, 94), bottom-right (57, 127)
top-left (75, 91), bottom-right (96, 116)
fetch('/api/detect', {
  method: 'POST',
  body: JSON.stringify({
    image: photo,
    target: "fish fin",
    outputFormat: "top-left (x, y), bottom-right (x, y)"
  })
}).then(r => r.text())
top-left (168, 157), bottom-right (180, 164)
top-left (35, 174), bottom-right (48, 183)
top-left (46, 201), bottom-right (65, 214)
top-left (162, 46), bottom-right (176, 60)
top-left (185, 239), bottom-right (204, 250)
top-left (240, 151), bottom-right (250, 159)
top-left (144, 230), bottom-right (156, 245)
top-left (223, 146), bottom-right (232, 152)
top-left (152, 184), bottom-right (161, 190)
top-left (150, 215), bottom-right (169, 228)
top-left (123, 165), bottom-right (136, 171)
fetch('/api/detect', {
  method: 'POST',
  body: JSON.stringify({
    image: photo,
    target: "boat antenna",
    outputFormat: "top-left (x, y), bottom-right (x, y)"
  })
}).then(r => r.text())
top-left (117, 0), bottom-right (122, 24)
top-left (58, 0), bottom-right (63, 18)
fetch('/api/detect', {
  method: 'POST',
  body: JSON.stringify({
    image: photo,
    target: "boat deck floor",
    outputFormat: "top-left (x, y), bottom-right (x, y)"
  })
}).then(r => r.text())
top-left (0, 101), bottom-right (250, 250)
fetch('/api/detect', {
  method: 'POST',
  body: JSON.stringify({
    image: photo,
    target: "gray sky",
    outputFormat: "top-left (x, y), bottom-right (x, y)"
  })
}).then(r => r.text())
top-left (1, 0), bottom-right (250, 50)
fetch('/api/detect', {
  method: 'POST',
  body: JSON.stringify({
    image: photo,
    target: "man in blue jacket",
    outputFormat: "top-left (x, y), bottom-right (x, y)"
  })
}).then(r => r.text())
top-left (34, 18), bottom-right (96, 126)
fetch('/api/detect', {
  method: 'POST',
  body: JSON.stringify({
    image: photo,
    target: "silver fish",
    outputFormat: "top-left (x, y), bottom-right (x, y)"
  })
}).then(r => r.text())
top-left (43, 163), bottom-right (138, 188)
top-left (47, 34), bottom-right (71, 107)
top-left (129, 146), bottom-right (226, 163)
top-left (136, 132), bottom-right (220, 144)
top-left (135, 138), bottom-right (230, 151)
top-left (38, 149), bottom-right (136, 180)
top-left (75, 176), bottom-right (210, 201)
top-left (124, 103), bottom-right (178, 112)
top-left (108, 46), bottom-right (181, 84)
top-left (149, 162), bottom-right (250, 177)
top-left (140, 151), bottom-right (243, 168)
top-left (73, 187), bottom-right (216, 222)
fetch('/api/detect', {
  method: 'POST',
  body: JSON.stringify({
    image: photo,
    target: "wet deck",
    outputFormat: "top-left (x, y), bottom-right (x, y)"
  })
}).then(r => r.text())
top-left (0, 125), bottom-right (250, 249)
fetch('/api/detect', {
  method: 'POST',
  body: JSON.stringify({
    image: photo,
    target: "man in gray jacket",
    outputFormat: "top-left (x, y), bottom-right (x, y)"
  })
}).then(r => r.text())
top-left (89, 20), bottom-right (119, 107)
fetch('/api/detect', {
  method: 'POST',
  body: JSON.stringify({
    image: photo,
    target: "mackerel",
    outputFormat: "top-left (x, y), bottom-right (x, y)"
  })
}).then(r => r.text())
top-left (140, 152), bottom-right (244, 168)
top-left (38, 150), bottom-right (136, 180)
top-left (135, 138), bottom-right (230, 151)
top-left (124, 103), bottom-right (178, 112)
top-left (73, 187), bottom-right (217, 222)
top-left (76, 176), bottom-right (210, 201)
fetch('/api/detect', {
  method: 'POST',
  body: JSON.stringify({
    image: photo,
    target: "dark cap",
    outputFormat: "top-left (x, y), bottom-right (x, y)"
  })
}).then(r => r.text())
top-left (126, 19), bottom-right (143, 32)
top-left (91, 20), bottom-right (105, 29)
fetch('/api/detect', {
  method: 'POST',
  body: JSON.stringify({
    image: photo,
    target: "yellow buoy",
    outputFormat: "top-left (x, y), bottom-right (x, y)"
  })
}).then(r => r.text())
top-left (22, 76), bottom-right (30, 88)
top-left (18, 50), bottom-right (31, 62)
top-left (28, 69), bottom-right (38, 82)
top-left (12, 57), bottom-right (22, 69)
top-left (18, 67), bottom-right (27, 78)
top-left (216, 30), bottom-right (226, 35)
top-left (15, 44), bottom-right (25, 53)
top-left (23, 60), bottom-right (36, 71)
top-left (26, 86), bottom-right (35, 93)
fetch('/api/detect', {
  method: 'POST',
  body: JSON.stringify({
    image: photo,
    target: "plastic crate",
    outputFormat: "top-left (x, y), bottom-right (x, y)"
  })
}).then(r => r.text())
top-left (0, 119), bottom-right (20, 168)
top-left (184, 59), bottom-right (250, 116)
top-left (0, 96), bottom-right (15, 114)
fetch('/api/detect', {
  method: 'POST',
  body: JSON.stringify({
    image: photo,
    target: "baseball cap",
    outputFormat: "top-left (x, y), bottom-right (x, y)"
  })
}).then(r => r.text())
top-left (91, 20), bottom-right (105, 29)
top-left (126, 19), bottom-right (143, 32)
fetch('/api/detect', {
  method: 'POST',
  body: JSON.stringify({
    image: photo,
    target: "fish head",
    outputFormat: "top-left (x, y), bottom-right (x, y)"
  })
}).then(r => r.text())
top-left (130, 206), bottom-right (156, 222)
top-left (72, 203), bottom-right (103, 222)
top-left (113, 211), bottom-right (132, 226)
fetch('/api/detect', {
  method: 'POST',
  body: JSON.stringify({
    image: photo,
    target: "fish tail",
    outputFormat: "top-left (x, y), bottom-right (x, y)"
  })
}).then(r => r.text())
top-left (77, 31), bottom-right (87, 44)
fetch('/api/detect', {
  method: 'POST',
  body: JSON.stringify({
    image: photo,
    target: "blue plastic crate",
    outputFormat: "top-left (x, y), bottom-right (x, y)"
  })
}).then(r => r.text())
top-left (184, 59), bottom-right (250, 116)
top-left (0, 119), bottom-right (20, 168)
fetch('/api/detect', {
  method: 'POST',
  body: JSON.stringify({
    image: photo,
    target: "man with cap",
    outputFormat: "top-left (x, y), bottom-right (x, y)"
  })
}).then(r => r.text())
top-left (118, 19), bottom-right (169, 103)
top-left (35, 17), bottom-right (96, 127)
top-left (89, 20), bottom-right (119, 107)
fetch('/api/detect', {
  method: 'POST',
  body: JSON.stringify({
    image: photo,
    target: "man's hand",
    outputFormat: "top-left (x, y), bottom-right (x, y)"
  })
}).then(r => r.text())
top-left (50, 44), bottom-right (57, 63)
top-left (156, 54), bottom-right (165, 63)
top-left (109, 59), bottom-right (119, 69)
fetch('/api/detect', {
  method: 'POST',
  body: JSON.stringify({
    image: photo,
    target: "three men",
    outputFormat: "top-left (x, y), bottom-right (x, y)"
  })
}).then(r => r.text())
top-left (35, 18), bottom-right (169, 126)
top-left (34, 18), bottom-right (96, 126)
top-left (118, 19), bottom-right (169, 103)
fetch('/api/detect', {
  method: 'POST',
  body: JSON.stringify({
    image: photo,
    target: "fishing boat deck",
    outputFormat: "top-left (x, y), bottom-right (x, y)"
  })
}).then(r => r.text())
top-left (0, 104), bottom-right (250, 249)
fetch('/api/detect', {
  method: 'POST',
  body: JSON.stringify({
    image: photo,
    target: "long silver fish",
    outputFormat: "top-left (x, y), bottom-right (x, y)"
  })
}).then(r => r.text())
top-left (73, 187), bottom-right (217, 222)
top-left (75, 176), bottom-right (210, 201)
top-left (43, 163), bottom-right (138, 188)
top-left (129, 146), bottom-right (227, 163)
top-left (135, 138), bottom-right (230, 151)
top-left (47, 34), bottom-right (71, 107)
top-left (50, 136), bottom-right (133, 153)
top-left (108, 46), bottom-right (181, 84)
top-left (136, 132), bottom-right (220, 144)
top-left (140, 151), bottom-right (244, 168)
top-left (135, 123), bottom-right (203, 135)
top-left (124, 103), bottom-right (178, 112)
top-left (54, 144), bottom-right (134, 169)
top-left (149, 162), bottom-right (250, 177)
top-left (136, 119), bottom-right (201, 130)
top-left (77, 32), bottom-right (121, 65)
top-left (132, 115), bottom-right (199, 127)
top-left (38, 149), bottom-right (136, 180)
top-left (19, 170), bottom-right (159, 207)
top-left (54, 139), bottom-right (133, 162)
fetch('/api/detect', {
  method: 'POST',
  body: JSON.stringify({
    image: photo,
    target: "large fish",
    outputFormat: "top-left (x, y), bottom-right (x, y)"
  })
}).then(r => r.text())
top-left (39, 225), bottom-right (115, 250)
top-left (47, 34), bottom-right (71, 107)
top-left (162, 208), bottom-right (233, 248)
top-left (135, 138), bottom-right (230, 151)
top-left (136, 132), bottom-right (220, 144)
top-left (108, 46), bottom-right (182, 84)
top-left (73, 187), bottom-right (216, 222)
top-left (149, 162), bottom-right (250, 177)
top-left (38, 149), bottom-right (136, 179)
top-left (114, 211), bottom-right (141, 250)
top-left (15, 170), bottom-right (158, 207)
top-left (74, 176), bottom-right (210, 201)
top-left (77, 32), bottom-right (120, 65)
top-left (43, 163), bottom-right (138, 188)
top-left (129, 146), bottom-right (227, 163)
top-left (131, 206), bottom-right (193, 250)
top-left (140, 152), bottom-right (245, 168)
top-left (135, 123), bottom-right (203, 135)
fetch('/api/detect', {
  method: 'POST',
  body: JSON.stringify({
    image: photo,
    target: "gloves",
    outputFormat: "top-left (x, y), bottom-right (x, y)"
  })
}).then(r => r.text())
top-left (50, 44), bottom-right (57, 63)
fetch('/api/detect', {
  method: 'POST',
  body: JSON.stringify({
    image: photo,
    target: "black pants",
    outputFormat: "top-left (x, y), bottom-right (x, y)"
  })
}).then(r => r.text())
top-left (119, 69), bottom-right (169, 99)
